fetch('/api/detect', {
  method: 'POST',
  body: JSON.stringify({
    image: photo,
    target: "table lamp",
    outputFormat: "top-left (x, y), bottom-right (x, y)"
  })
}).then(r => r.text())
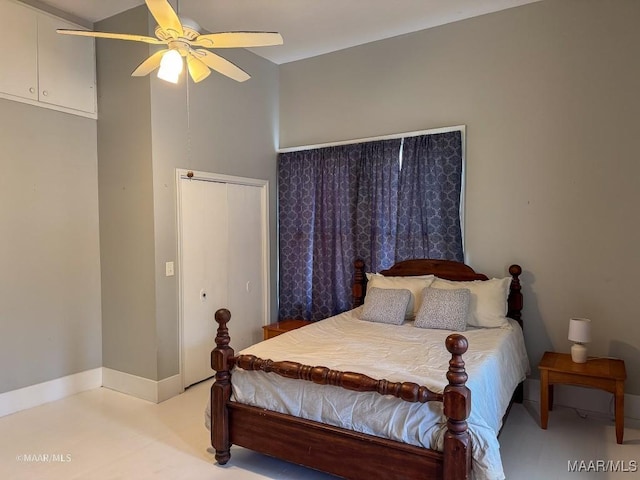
top-left (568, 318), bottom-right (591, 363)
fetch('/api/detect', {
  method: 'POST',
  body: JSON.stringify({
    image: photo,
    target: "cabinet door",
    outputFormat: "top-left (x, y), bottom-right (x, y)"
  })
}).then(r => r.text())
top-left (0, 0), bottom-right (38, 100)
top-left (37, 14), bottom-right (96, 114)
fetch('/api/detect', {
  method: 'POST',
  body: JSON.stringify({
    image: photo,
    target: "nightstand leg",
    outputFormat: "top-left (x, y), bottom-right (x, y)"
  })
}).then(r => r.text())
top-left (615, 381), bottom-right (624, 444)
top-left (540, 370), bottom-right (549, 429)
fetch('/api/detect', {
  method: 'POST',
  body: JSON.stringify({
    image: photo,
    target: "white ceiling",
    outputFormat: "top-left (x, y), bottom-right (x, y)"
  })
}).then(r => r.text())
top-left (35, 0), bottom-right (542, 64)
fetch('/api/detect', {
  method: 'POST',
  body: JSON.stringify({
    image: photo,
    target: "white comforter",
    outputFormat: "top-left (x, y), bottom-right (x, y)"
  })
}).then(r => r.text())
top-left (209, 307), bottom-right (529, 480)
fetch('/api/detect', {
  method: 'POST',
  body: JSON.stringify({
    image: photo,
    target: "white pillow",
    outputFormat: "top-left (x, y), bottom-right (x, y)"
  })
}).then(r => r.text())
top-left (431, 277), bottom-right (511, 328)
top-left (415, 287), bottom-right (470, 331)
top-left (361, 287), bottom-right (411, 325)
top-left (366, 274), bottom-right (435, 319)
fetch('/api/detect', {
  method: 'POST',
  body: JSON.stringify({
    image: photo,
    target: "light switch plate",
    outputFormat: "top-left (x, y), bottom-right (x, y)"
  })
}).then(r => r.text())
top-left (165, 261), bottom-right (174, 276)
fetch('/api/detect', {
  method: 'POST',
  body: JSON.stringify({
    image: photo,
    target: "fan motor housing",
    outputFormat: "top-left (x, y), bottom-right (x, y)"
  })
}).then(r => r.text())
top-left (155, 21), bottom-right (200, 42)
top-left (167, 40), bottom-right (191, 56)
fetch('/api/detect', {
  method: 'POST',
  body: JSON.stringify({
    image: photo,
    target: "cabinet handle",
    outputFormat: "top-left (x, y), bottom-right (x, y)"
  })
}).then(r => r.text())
top-left (42, 90), bottom-right (48, 96)
top-left (29, 87), bottom-right (35, 94)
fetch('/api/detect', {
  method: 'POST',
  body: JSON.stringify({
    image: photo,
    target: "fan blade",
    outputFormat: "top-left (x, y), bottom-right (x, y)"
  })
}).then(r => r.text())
top-left (193, 49), bottom-right (250, 82)
top-left (146, 0), bottom-right (183, 38)
top-left (131, 49), bottom-right (169, 77)
top-left (186, 53), bottom-right (211, 83)
top-left (192, 32), bottom-right (283, 49)
top-left (57, 29), bottom-right (165, 45)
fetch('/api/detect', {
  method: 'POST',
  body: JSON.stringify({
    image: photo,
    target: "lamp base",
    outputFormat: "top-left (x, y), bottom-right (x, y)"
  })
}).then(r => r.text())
top-left (571, 343), bottom-right (588, 363)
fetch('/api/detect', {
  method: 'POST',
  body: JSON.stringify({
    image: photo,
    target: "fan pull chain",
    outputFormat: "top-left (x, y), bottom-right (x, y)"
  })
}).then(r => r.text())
top-left (186, 69), bottom-right (192, 174)
top-left (177, 0), bottom-right (190, 173)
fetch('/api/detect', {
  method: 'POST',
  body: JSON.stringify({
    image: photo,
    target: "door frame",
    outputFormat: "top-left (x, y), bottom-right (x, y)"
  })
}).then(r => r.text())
top-left (176, 168), bottom-right (270, 389)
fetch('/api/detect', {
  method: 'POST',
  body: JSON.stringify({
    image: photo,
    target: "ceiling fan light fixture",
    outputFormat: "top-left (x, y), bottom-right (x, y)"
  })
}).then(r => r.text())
top-left (157, 49), bottom-right (183, 83)
top-left (57, 0), bottom-right (282, 84)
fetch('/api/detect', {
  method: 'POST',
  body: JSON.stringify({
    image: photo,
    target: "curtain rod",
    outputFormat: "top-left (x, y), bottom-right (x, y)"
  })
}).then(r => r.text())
top-left (277, 125), bottom-right (465, 153)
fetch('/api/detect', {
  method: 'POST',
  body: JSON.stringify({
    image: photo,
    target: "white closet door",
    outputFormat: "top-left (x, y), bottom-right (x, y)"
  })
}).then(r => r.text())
top-left (181, 180), bottom-right (228, 388)
top-left (226, 183), bottom-right (266, 351)
top-left (180, 175), bottom-right (267, 388)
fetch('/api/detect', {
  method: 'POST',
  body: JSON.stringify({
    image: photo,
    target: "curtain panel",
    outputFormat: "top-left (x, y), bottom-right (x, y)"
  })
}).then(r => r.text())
top-left (278, 130), bottom-right (463, 321)
top-left (396, 131), bottom-right (464, 262)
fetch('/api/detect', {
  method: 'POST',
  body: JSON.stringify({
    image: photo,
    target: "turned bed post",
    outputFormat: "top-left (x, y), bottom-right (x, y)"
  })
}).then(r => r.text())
top-left (211, 308), bottom-right (234, 465)
top-left (352, 259), bottom-right (366, 307)
top-left (507, 264), bottom-right (523, 328)
top-left (443, 334), bottom-right (472, 480)
top-left (507, 264), bottom-right (524, 403)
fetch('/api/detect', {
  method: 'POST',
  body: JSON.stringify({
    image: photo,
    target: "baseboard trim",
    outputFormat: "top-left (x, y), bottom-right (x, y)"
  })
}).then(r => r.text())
top-left (158, 373), bottom-right (183, 403)
top-left (0, 369), bottom-right (184, 418)
top-left (102, 368), bottom-right (183, 403)
top-left (525, 379), bottom-right (640, 420)
top-left (0, 368), bottom-right (102, 418)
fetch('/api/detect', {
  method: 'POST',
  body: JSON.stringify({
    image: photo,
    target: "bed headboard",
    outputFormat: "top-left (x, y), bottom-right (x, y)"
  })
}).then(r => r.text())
top-left (352, 259), bottom-right (523, 328)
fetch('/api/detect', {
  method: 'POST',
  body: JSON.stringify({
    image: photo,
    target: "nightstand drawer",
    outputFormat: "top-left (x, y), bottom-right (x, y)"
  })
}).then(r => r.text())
top-left (263, 319), bottom-right (312, 340)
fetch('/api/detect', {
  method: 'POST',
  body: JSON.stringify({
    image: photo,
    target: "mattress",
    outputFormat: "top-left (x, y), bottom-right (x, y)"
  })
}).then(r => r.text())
top-left (208, 307), bottom-right (529, 480)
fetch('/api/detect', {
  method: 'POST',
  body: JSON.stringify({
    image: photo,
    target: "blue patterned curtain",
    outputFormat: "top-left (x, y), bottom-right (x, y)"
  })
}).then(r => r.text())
top-left (355, 140), bottom-right (401, 274)
top-left (279, 140), bottom-right (401, 321)
top-left (279, 130), bottom-right (463, 321)
top-left (396, 131), bottom-right (464, 262)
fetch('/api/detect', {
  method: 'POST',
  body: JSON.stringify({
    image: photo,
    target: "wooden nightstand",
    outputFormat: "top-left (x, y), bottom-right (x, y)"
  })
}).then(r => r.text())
top-left (538, 351), bottom-right (626, 444)
top-left (263, 319), bottom-right (313, 340)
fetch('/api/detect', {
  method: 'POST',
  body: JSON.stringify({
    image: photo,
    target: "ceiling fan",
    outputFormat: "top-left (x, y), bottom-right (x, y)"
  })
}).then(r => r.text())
top-left (57, 0), bottom-right (283, 84)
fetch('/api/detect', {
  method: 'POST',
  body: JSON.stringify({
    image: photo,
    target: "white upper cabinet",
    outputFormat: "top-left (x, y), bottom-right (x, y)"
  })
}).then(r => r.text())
top-left (37, 14), bottom-right (96, 115)
top-left (0, 0), bottom-right (97, 118)
top-left (0, 0), bottom-right (38, 101)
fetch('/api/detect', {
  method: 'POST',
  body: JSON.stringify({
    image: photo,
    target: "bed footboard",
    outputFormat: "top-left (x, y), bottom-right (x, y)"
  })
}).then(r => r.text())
top-left (211, 308), bottom-right (472, 480)
top-left (233, 354), bottom-right (444, 403)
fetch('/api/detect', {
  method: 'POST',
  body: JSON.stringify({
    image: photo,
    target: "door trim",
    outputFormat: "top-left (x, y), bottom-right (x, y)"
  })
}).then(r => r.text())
top-left (176, 169), bottom-right (270, 389)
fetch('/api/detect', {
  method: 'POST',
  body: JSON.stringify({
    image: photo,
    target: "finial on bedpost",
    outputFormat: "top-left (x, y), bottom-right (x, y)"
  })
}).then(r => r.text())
top-left (211, 308), bottom-right (234, 465)
top-left (353, 259), bottom-right (366, 308)
top-left (443, 334), bottom-right (471, 480)
top-left (214, 308), bottom-right (231, 349)
top-left (507, 264), bottom-right (523, 328)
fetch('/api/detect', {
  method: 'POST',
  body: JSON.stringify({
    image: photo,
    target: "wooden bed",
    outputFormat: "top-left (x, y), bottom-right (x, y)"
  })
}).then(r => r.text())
top-left (211, 259), bottom-right (523, 480)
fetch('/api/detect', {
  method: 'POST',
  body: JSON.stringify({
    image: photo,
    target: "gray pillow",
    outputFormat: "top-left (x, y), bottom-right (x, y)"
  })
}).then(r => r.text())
top-left (361, 287), bottom-right (411, 325)
top-left (414, 287), bottom-right (471, 331)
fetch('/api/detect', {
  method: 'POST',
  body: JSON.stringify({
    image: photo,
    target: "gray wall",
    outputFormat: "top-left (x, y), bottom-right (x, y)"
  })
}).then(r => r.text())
top-left (96, 7), bottom-right (159, 380)
top-left (279, 0), bottom-right (640, 393)
top-left (97, 7), bottom-right (279, 381)
top-left (0, 99), bottom-right (101, 393)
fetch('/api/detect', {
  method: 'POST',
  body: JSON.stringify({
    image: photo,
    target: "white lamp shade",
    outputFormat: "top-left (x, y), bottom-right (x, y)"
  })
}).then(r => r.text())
top-left (568, 318), bottom-right (591, 344)
top-left (158, 49), bottom-right (183, 84)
